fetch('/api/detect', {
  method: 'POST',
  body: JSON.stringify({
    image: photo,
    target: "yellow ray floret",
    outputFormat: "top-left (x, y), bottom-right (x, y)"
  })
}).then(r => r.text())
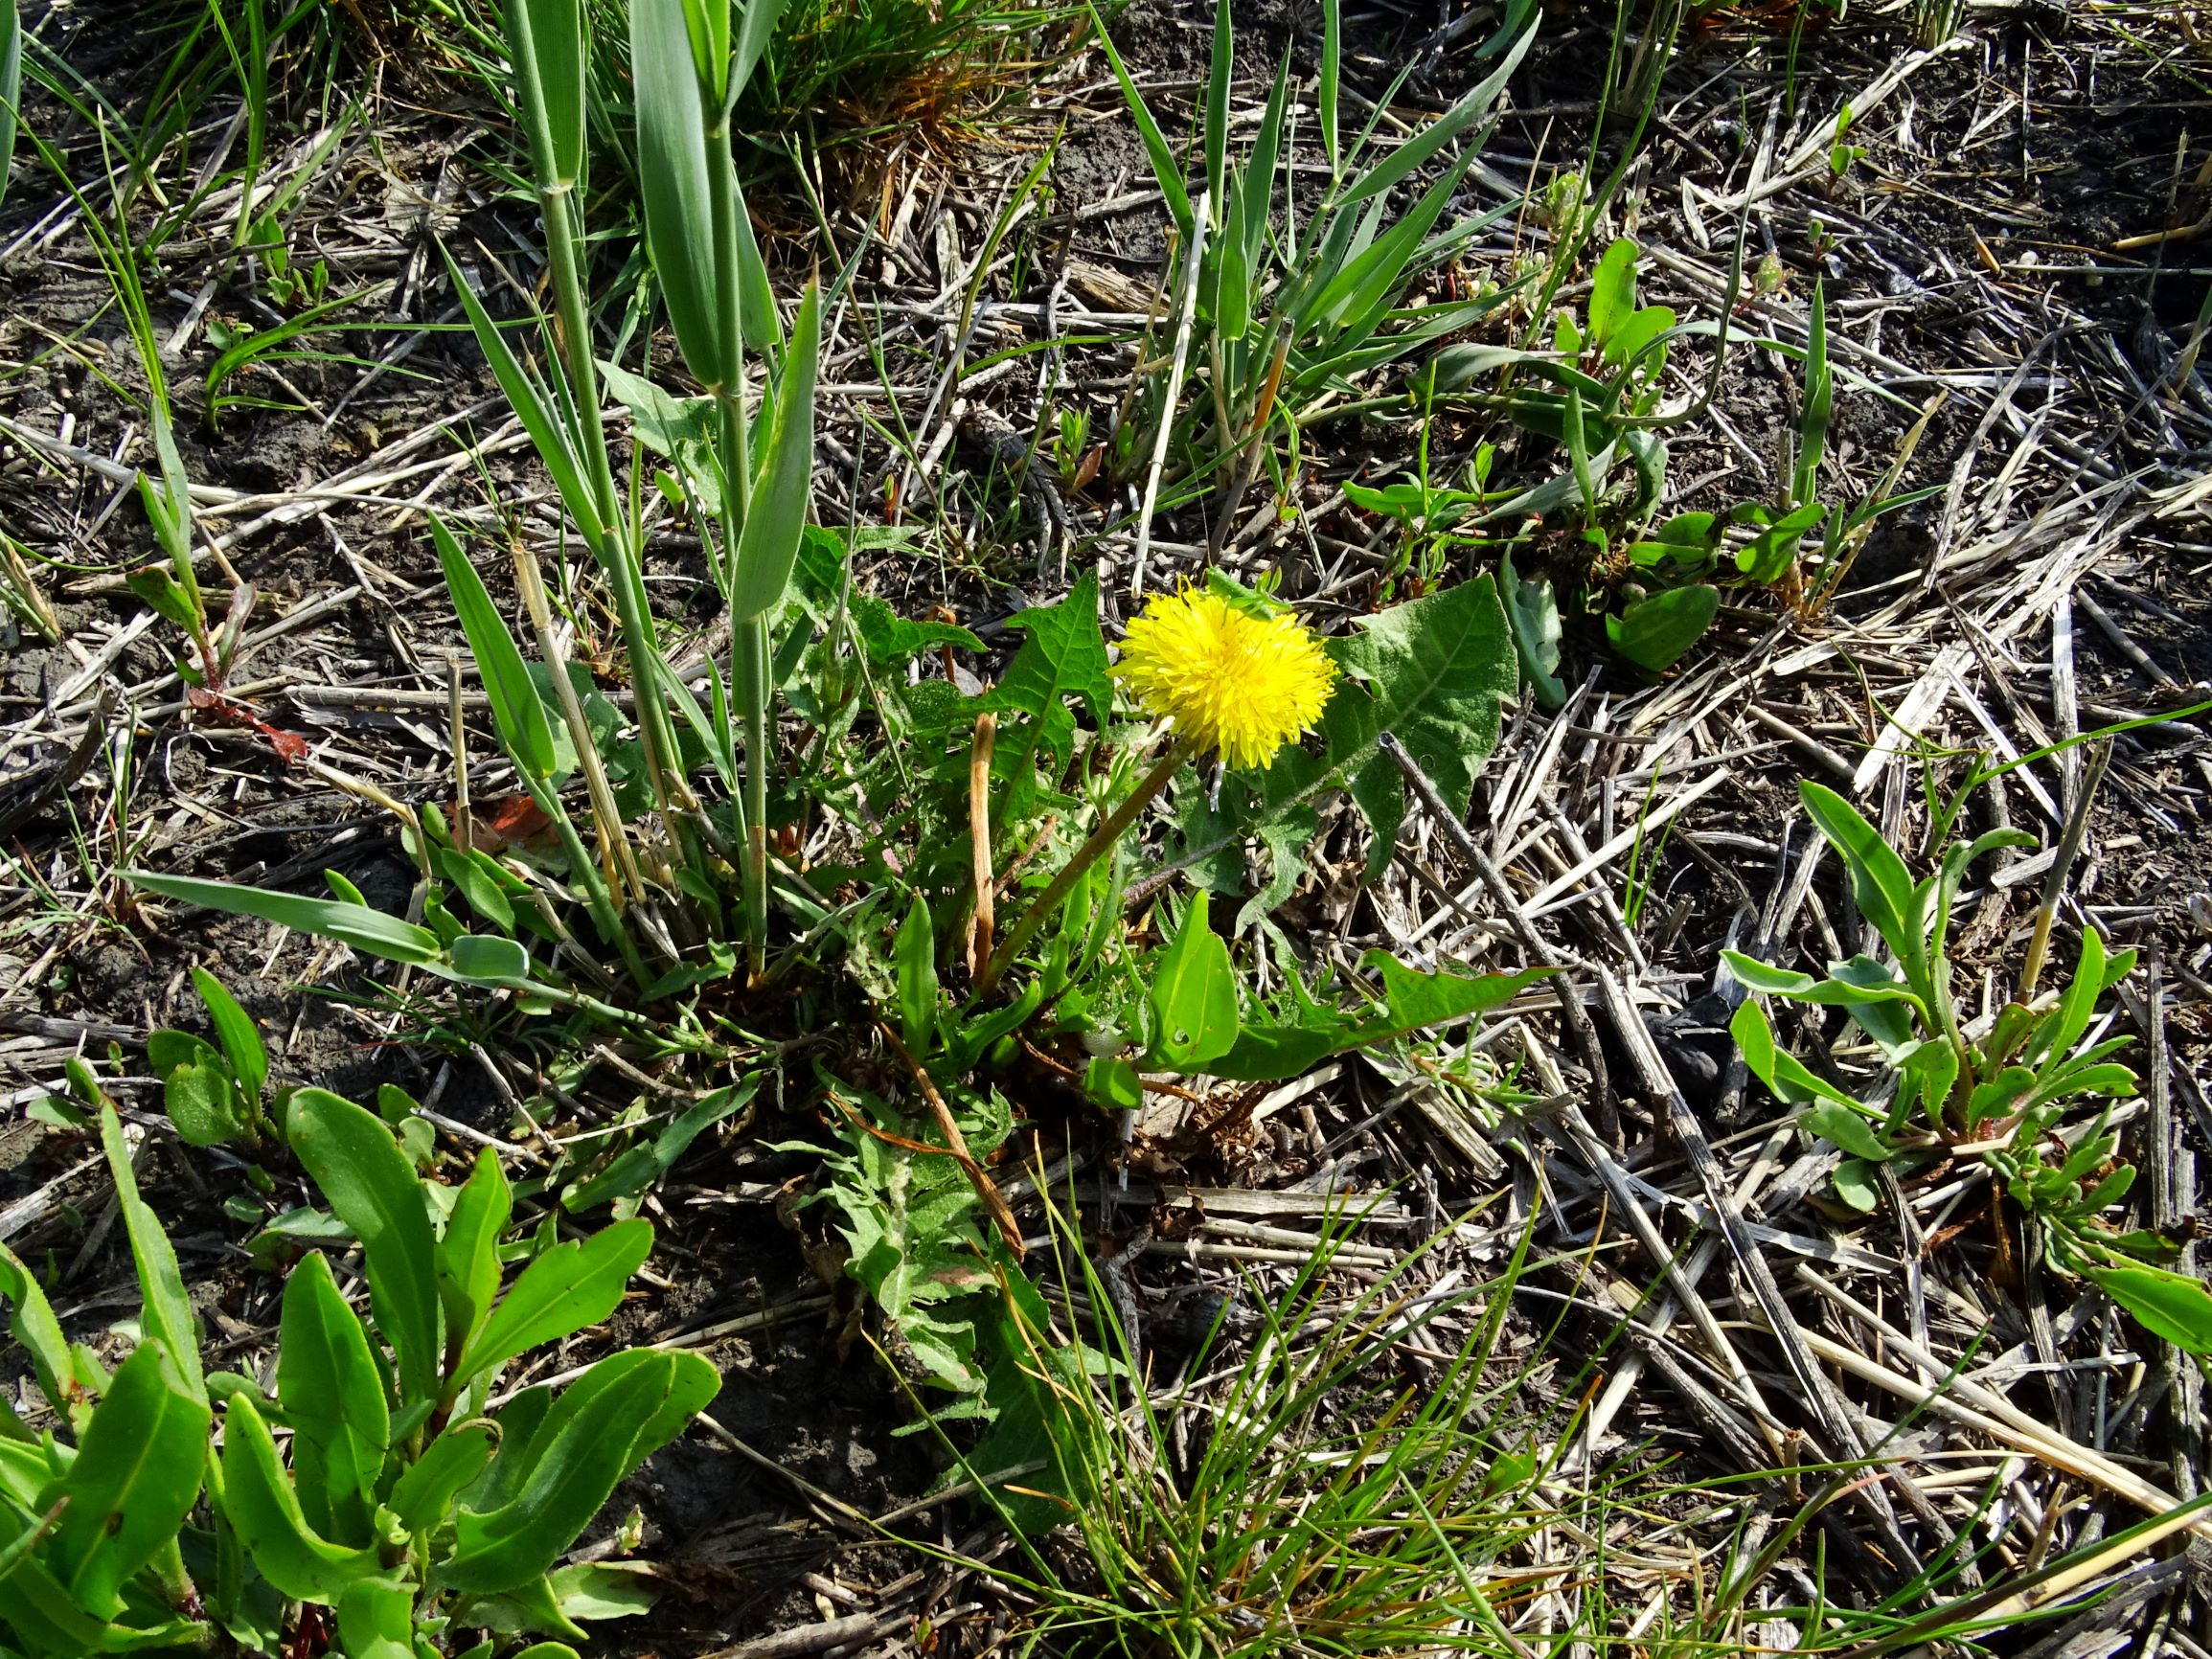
top-left (1114, 585), bottom-right (1337, 770)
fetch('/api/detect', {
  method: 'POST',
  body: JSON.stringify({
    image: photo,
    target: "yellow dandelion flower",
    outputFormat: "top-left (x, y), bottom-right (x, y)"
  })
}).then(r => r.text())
top-left (1114, 585), bottom-right (1336, 770)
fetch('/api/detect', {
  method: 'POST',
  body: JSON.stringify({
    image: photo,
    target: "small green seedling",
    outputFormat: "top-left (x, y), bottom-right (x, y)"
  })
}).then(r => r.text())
top-left (147, 966), bottom-right (274, 1150)
top-left (1728, 781), bottom-right (2212, 1355)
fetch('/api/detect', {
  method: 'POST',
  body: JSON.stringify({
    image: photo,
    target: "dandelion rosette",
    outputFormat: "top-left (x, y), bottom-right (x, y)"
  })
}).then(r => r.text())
top-left (1114, 585), bottom-right (1336, 770)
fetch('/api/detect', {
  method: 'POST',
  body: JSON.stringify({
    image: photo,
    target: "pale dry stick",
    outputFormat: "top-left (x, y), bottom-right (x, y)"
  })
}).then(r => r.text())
top-left (2131, 943), bottom-right (2203, 1502)
top-left (1596, 967), bottom-right (1932, 1572)
top-left (1129, 192), bottom-right (1210, 599)
top-left (1792, 1267), bottom-right (2212, 1537)
top-left (1554, 1105), bottom-right (1790, 1458)
top-left (2018, 739), bottom-right (2109, 1000)
top-left (967, 714), bottom-right (997, 978)
top-left (1539, 806), bottom-right (1650, 975)
top-left (511, 537), bottom-right (647, 910)
top-left (1377, 732), bottom-right (1614, 1142)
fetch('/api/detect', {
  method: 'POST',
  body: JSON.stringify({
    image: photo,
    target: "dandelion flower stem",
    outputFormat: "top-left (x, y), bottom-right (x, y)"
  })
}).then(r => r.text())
top-left (976, 734), bottom-right (1200, 997)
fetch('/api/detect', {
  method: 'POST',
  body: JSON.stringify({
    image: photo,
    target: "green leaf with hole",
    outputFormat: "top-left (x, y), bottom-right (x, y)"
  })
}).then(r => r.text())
top-left (47, 1339), bottom-right (209, 1619)
top-left (1145, 892), bottom-right (1239, 1072)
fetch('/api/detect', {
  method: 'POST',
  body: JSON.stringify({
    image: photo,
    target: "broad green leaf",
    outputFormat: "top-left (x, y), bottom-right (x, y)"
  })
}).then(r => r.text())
top-left (220, 1396), bottom-right (381, 1602)
top-left (0, 1241), bottom-right (89, 1421)
top-left (165, 1060), bottom-right (244, 1148)
top-left (1145, 892), bottom-right (1240, 1072)
top-left (48, 1340), bottom-right (210, 1618)
top-left (2084, 1262), bottom-right (2212, 1354)
top-left (1832, 1158), bottom-right (1881, 1214)
top-left (391, 1421), bottom-right (494, 1532)
top-left (1360, 956), bottom-right (1546, 1040)
top-left (507, 0), bottom-right (585, 190)
top-left (432, 513), bottom-right (558, 783)
top-left (1798, 782), bottom-right (1921, 979)
top-left (455, 1219), bottom-right (653, 1388)
top-left (731, 283), bottom-right (821, 622)
top-left (1803, 1102), bottom-right (1892, 1163)
top-left (631, 0), bottom-right (727, 388)
top-left (448, 933), bottom-right (534, 986)
top-left (1606, 584), bottom-right (1718, 672)
top-left (1315, 577), bottom-right (1516, 880)
top-left (286, 1090), bottom-right (441, 1408)
top-left (896, 893), bottom-right (939, 1055)
top-left (439, 1149), bottom-right (513, 1369)
top-left (1500, 548), bottom-right (1563, 712)
top-left (335, 1575), bottom-right (415, 1659)
top-left (1083, 1056), bottom-right (1142, 1111)
top-left (1729, 999), bottom-right (1863, 1113)
top-left (278, 1251), bottom-right (389, 1545)
top-left (435, 845), bottom-right (516, 934)
top-left (1210, 1024), bottom-right (1341, 1082)
top-left (191, 966), bottom-right (266, 1104)
top-left (977, 569), bottom-right (1113, 786)
top-left (441, 1353), bottom-right (688, 1593)
top-left (126, 873), bottom-right (444, 967)
top-left (1585, 239), bottom-right (1637, 352)
top-left (98, 1106), bottom-right (204, 1403)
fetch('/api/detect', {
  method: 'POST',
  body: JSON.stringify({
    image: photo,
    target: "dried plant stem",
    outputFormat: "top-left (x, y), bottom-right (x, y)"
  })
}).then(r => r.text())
top-left (968, 713), bottom-right (997, 978)
top-left (1129, 193), bottom-right (1209, 599)
top-left (512, 537), bottom-right (646, 909)
top-left (2018, 737), bottom-right (2109, 999)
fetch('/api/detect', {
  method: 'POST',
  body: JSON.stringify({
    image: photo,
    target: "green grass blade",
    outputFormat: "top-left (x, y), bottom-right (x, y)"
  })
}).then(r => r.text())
top-left (127, 873), bottom-right (445, 966)
top-left (429, 513), bottom-right (559, 782)
top-left (1795, 279), bottom-right (1832, 509)
top-left (442, 246), bottom-right (604, 544)
top-left (1087, 6), bottom-right (1191, 238)
top-left (1340, 18), bottom-right (1536, 204)
top-left (731, 0), bottom-right (792, 106)
top-left (0, 0), bottom-right (20, 210)
top-left (1204, 0), bottom-right (1231, 223)
top-left (632, 0), bottom-right (729, 389)
top-left (1318, 0), bottom-right (1339, 179)
top-left (507, 0), bottom-right (587, 190)
top-left (731, 282), bottom-right (821, 621)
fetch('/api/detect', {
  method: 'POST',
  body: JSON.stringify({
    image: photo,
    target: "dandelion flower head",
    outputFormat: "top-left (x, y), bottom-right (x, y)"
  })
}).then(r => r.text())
top-left (1115, 585), bottom-right (1336, 770)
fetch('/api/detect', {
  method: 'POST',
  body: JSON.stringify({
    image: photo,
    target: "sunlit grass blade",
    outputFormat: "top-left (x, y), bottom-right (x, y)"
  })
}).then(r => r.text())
top-left (507, 0), bottom-right (588, 189)
top-left (632, 0), bottom-right (729, 390)
top-left (732, 282), bottom-right (822, 621)
top-left (1203, 0), bottom-right (1230, 219)
top-left (428, 514), bottom-right (559, 784)
top-left (1340, 18), bottom-right (1536, 204)
top-left (443, 247), bottom-right (604, 545)
top-left (730, 0), bottom-right (792, 107)
top-left (0, 0), bottom-right (20, 209)
top-left (1086, 6), bottom-right (1191, 238)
